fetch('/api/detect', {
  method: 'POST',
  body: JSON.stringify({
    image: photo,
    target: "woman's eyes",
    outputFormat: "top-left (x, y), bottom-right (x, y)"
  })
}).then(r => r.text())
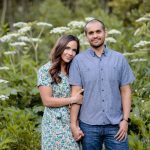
top-left (65, 47), bottom-right (77, 52)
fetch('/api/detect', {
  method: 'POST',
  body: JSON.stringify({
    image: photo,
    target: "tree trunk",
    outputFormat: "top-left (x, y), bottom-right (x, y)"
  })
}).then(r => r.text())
top-left (7, 0), bottom-right (14, 30)
top-left (1, 0), bottom-right (7, 25)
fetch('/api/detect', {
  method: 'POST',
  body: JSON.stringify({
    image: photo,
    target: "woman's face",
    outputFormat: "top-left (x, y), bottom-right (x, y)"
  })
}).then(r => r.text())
top-left (61, 41), bottom-right (78, 63)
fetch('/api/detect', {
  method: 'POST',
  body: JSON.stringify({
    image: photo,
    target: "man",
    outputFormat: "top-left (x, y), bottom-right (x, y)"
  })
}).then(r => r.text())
top-left (69, 19), bottom-right (135, 150)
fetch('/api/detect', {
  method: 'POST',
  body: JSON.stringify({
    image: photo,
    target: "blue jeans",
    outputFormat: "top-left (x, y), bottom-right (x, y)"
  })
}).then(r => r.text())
top-left (79, 121), bottom-right (129, 150)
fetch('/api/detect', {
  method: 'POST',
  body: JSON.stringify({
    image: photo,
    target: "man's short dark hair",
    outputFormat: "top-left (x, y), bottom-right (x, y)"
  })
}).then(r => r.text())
top-left (84, 19), bottom-right (105, 34)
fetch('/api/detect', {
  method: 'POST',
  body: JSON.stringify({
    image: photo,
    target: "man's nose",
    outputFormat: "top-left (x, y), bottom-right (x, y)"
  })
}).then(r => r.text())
top-left (93, 32), bottom-right (98, 38)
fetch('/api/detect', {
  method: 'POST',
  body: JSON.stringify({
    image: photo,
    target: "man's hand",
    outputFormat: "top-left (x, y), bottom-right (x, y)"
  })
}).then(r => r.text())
top-left (114, 120), bottom-right (128, 141)
top-left (71, 125), bottom-right (84, 141)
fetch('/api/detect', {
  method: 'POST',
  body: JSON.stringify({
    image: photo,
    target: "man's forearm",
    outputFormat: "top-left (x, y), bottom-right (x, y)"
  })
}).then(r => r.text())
top-left (121, 85), bottom-right (132, 120)
top-left (70, 104), bottom-right (80, 127)
top-left (70, 86), bottom-right (82, 127)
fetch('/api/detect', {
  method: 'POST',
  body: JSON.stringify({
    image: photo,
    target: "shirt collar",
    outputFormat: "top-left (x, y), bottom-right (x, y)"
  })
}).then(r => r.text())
top-left (88, 45), bottom-right (109, 57)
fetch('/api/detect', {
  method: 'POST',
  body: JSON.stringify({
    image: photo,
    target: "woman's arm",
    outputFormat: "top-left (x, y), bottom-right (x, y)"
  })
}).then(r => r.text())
top-left (38, 86), bottom-right (83, 107)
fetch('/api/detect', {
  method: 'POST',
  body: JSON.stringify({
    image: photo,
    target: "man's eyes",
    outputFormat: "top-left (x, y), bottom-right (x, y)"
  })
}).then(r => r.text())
top-left (88, 30), bottom-right (102, 35)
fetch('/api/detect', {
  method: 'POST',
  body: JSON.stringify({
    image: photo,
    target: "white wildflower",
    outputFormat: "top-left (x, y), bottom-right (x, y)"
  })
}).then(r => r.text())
top-left (29, 38), bottom-right (42, 42)
top-left (85, 17), bottom-right (95, 22)
top-left (68, 21), bottom-right (85, 28)
top-left (18, 26), bottom-right (31, 33)
top-left (0, 79), bottom-right (9, 83)
top-left (134, 41), bottom-right (150, 48)
top-left (0, 95), bottom-right (9, 101)
top-left (13, 22), bottom-right (28, 28)
top-left (136, 17), bottom-right (150, 22)
top-left (131, 58), bottom-right (147, 62)
top-left (50, 27), bottom-right (70, 34)
top-left (123, 52), bottom-right (135, 56)
top-left (78, 34), bottom-right (89, 45)
top-left (106, 37), bottom-right (116, 43)
top-left (0, 33), bottom-right (20, 42)
top-left (108, 29), bottom-right (121, 35)
top-left (10, 42), bottom-right (26, 46)
top-left (36, 22), bottom-right (53, 28)
top-left (134, 28), bottom-right (140, 36)
top-left (134, 114), bottom-right (137, 117)
top-left (18, 36), bottom-right (30, 42)
top-left (135, 89), bottom-right (137, 92)
top-left (0, 67), bottom-right (9, 70)
top-left (4, 51), bottom-right (16, 55)
top-left (141, 100), bottom-right (144, 103)
top-left (19, 37), bottom-right (41, 43)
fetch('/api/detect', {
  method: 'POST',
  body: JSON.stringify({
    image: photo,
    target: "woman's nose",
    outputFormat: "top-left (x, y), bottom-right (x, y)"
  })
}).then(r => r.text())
top-left (68, 49), bottom-right (73, 55)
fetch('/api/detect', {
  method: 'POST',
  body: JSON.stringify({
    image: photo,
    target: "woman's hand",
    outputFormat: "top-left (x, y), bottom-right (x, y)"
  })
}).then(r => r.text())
top-left (71, 124), bottom-right (84, 141)
top-left (71, 89), bottom-right (84, 104)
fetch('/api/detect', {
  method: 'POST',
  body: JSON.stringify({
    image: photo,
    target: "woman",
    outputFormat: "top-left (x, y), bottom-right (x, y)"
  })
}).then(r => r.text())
top-left (37, 35), bottom-right (83, 150)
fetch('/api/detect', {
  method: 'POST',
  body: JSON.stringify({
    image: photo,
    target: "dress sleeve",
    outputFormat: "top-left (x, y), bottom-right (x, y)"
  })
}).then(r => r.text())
top-left (37, 65), bottom-right (52, 87)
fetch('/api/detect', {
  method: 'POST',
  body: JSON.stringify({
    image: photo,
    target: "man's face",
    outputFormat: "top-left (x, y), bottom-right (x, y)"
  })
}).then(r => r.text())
top-left (85, 22), bottom-right (106, 48)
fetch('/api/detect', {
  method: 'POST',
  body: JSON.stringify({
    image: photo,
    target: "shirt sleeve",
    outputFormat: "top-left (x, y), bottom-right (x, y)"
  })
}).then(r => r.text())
top-left (69, 58), bottom-right (82, 86)
top-left (120, 56), bottom-right (135, 86)
top-left (37, 66), bottom-right (52, 87)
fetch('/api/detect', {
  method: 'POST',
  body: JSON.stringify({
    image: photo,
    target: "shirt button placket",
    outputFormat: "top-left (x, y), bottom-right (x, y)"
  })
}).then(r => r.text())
top-left (99, 57), bottom-right (105, 113)
top-left (99, 57), bottom-right (102, 94)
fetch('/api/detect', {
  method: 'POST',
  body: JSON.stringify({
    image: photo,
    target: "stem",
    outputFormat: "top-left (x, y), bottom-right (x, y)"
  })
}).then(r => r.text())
top-left (27, 26), bottom-right (45, 66)
top-left (31, 26), bottom-right (45, 66)
top-left (16, 48), bottom-right (23, 75)
top-left (34, 26), bottom-right (45, 65)
top-left (35, 47), bottom-right (38, 66)
top-left (9, 55), bottom-right (16, 74)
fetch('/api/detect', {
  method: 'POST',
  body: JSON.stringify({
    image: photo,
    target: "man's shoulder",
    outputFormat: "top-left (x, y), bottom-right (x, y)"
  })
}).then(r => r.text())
top-left (108, 48), bottom-right (124, 59)
top-left (74, 49), bottom-right (89, 60)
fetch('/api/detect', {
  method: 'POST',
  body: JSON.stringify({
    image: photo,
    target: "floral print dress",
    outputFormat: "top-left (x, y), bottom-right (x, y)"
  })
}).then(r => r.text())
top-left (37, 62), bottom-right (79, 150)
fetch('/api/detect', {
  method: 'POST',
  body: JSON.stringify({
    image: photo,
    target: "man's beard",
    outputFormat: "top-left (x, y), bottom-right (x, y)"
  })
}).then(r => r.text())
top-left (90, 41), bottom-right (104, 49)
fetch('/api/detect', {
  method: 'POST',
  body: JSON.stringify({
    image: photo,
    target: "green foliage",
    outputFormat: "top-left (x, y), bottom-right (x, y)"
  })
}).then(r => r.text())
top-left (0, 24), bottom-right (9, 37)
top-left (108, 0), bottom-right (150, 27)
top-left (28, 0), bottom-right (72, 26)
top-left (0, 1), bottom-right (149, 149)
top-left (0, 106), bottom-right (41, 150)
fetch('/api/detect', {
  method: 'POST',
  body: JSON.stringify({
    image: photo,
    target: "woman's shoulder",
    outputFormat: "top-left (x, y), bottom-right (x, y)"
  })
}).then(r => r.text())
top-left (37, 62), bottom-right (52, 86)
top-left (38, 62), bottom-right (51, 73)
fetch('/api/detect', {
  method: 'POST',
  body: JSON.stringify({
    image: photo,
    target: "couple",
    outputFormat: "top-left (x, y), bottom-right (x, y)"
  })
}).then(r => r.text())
top-left (37, 19), bottom-right (135, 150)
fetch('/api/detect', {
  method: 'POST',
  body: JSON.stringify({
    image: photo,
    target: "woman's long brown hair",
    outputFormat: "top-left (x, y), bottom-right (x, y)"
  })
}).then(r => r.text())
top-left (49, 35), bottom-right (80, 84)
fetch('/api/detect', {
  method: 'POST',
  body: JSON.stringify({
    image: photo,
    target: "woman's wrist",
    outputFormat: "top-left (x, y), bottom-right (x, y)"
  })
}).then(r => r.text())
top-left (70, 97), bottom-right (75, 104)
top-left (69, 97), bottom-right (74, 108)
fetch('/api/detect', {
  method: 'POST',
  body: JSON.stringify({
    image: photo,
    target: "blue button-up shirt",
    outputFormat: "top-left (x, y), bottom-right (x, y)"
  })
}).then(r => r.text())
top-left (69, 46), bottom-right (135, 125)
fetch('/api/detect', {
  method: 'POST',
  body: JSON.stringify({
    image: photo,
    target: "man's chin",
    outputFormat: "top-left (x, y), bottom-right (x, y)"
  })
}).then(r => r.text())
top-left (91, 43), bottom-right (104, 49)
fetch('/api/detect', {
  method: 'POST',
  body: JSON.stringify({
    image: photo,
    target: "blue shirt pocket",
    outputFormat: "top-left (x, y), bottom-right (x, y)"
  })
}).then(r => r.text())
top-left (108, 66), bottom-right (120, 83)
